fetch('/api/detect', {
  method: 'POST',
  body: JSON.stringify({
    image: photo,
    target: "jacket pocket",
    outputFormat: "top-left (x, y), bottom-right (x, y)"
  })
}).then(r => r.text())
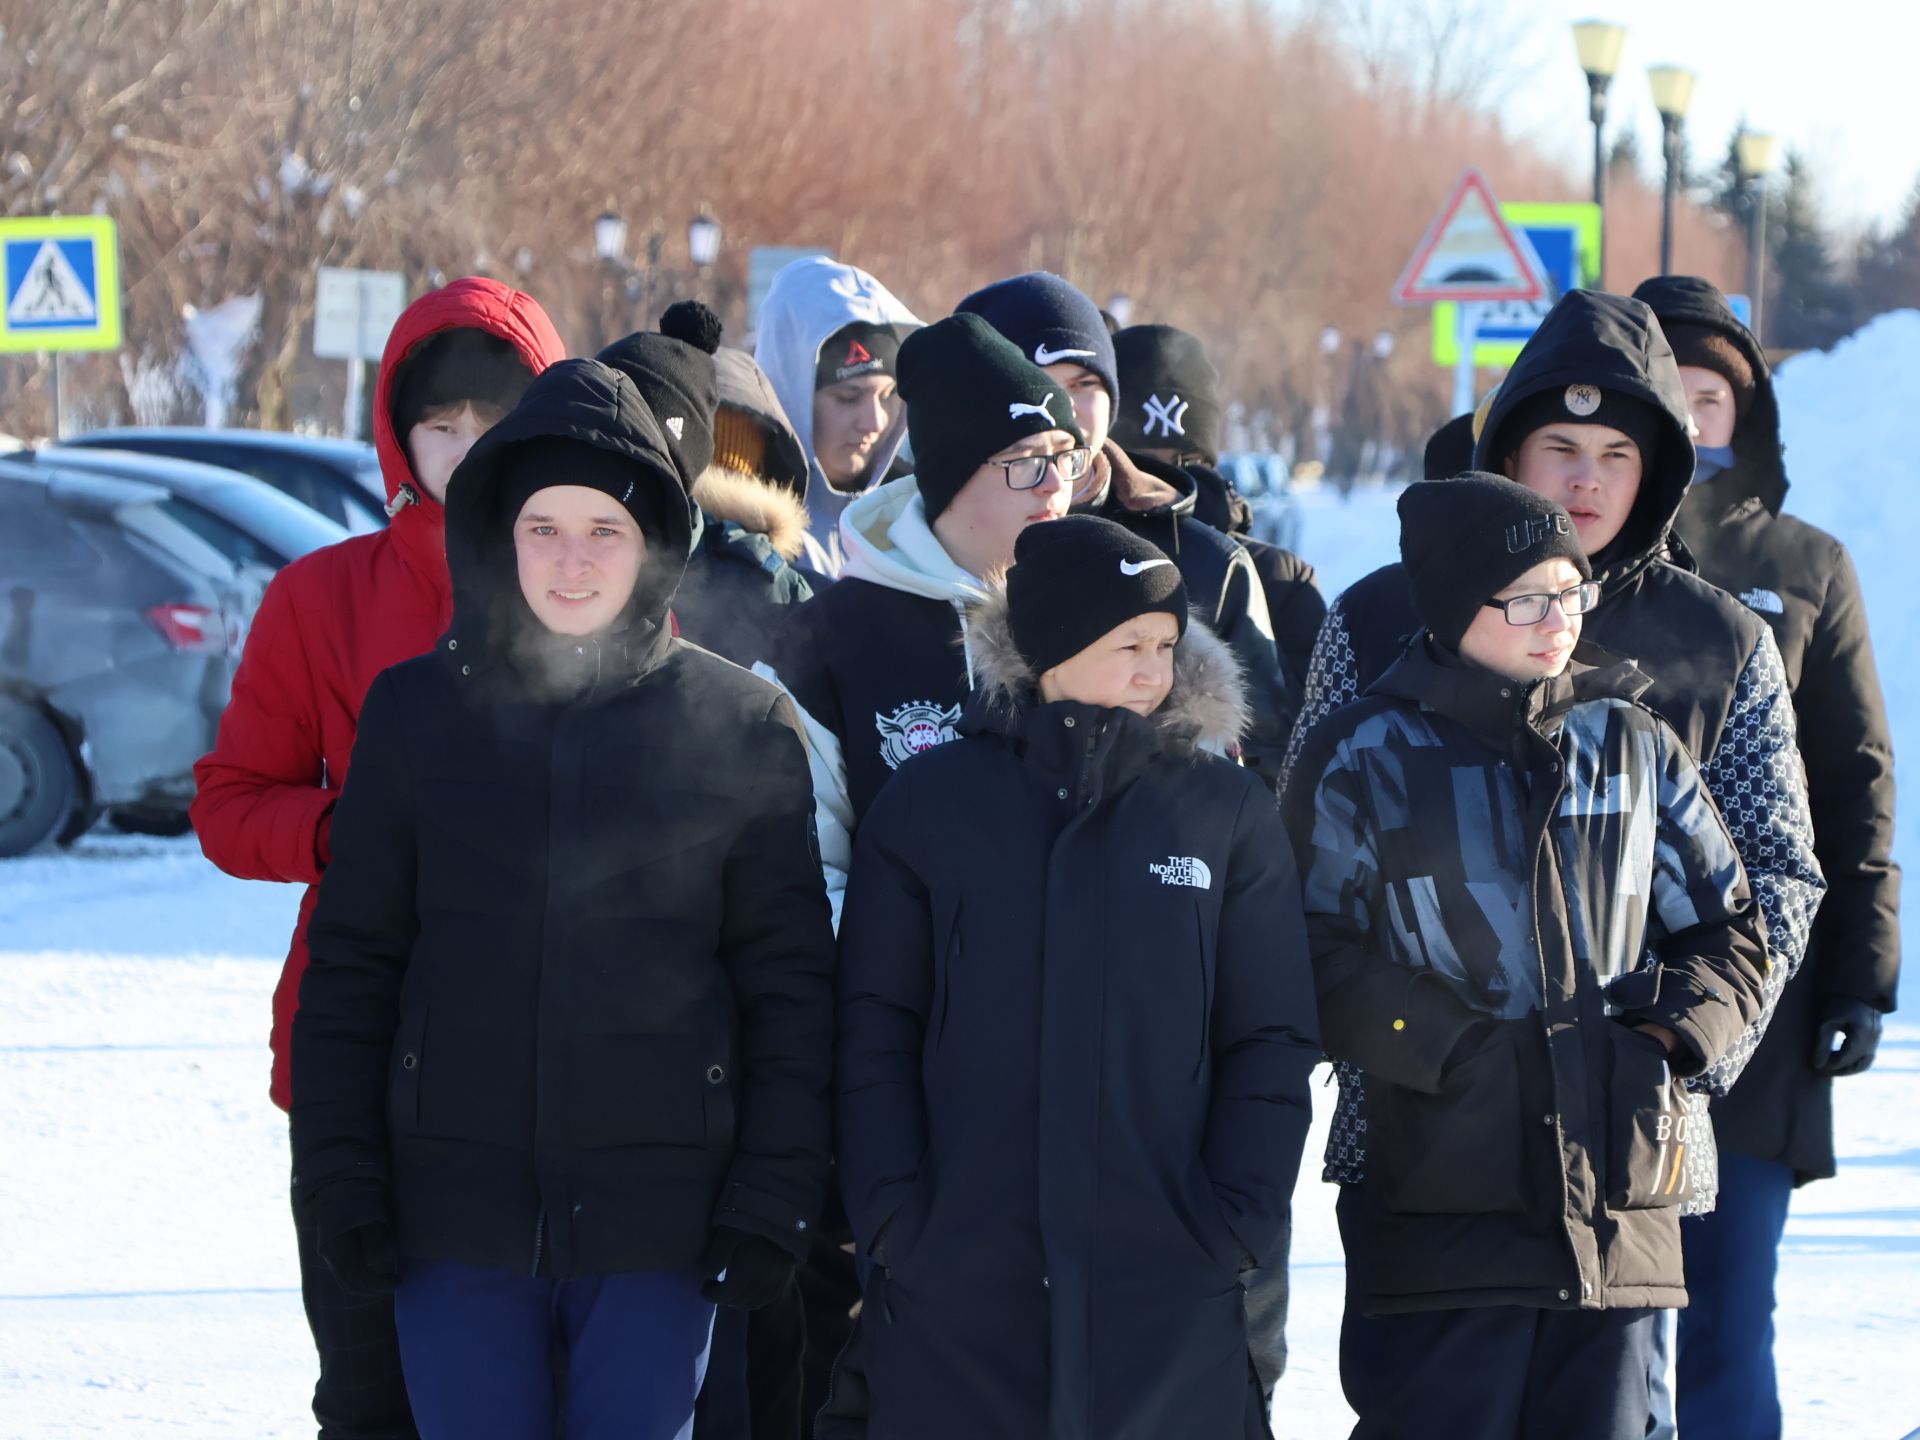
top-left (568, 1035), bottom-right (709, 1150)
top-left (866, 1180), bottom-right (934, 1275)
top-left (388, 1006), bottom-right (427, 1134)
top-left (1370, 1034), bottom-right (1527, 1215)
top-left (1605, 1024), bottom-right (1698, 1210)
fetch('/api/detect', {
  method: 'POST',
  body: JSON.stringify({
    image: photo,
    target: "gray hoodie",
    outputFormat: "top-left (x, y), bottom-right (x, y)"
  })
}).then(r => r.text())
top-left (753, 257), bottom-right (921, 573)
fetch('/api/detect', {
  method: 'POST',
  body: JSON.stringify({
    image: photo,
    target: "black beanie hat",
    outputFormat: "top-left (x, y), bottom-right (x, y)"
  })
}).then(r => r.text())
top-left (492, 434), bottom-right (669, 543)
top-left (897, 313), bottom-right (1085, 523)
top-left (595, 301), bottom-right (722, 491)
top-left (1424, 412), bottom-right (1477, 480)
top-left (1110, 324), bottom-right (1223, 460)
top-left (1662, 322), bottom-right (1759, 420)
top-left (955, 272), bottom-right (1121, 407)
top-left (1398, 473), bottom-right (1591, 651)
top-left (1491, 382), bottom-right (1664, 476)
top-left (815, 320), bottom-right (903, 390)
top-left (1006, 515), bottom-right (1187, 678)
top-left (391, 327), bottom-right (535, 438)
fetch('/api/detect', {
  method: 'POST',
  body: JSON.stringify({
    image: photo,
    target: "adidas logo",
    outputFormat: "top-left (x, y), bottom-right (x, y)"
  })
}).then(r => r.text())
top-left (1149, 855), bottom-right (1212, 889)
top-left (1740, 587), bottom-right (1785, 615)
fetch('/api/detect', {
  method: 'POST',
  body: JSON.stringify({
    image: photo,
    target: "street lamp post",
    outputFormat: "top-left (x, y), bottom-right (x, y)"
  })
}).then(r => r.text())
top-left (1572, 20), bottom-right (1628, 287)
top-left (1736, 130), bottom-right (1781, 345)
top-left (1647, 65), bottom-right (1697, 277)
top-left (592, 211), bottom-right (629, 352)
top-left (688, 212), bottom-right (722, 304)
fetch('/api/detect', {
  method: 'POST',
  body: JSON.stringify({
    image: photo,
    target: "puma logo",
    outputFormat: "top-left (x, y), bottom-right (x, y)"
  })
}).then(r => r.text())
top-left (1008, 395), bottom-right (1056, 423)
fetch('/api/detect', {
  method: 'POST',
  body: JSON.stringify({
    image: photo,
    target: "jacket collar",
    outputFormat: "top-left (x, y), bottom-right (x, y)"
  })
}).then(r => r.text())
top-left (960, 581), bottom-right (1249, 759)
top-left (1368, 636), bottom-right (1648, 754)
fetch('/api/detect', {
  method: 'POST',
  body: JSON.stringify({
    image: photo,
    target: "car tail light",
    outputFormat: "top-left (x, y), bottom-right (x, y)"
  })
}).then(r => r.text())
top-left (145, 603), bottom-right (227, 653)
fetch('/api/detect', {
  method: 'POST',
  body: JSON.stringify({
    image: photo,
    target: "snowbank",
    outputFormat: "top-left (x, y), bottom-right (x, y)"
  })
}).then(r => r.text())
top-left (1776, 313), bottom-right (1919, 1002)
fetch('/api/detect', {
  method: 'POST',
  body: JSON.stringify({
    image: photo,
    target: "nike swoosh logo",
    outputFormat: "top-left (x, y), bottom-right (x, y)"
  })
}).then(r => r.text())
top-left (1034, 344), bottom-right (1096, 366)
top-left (1119, 557), bottom-right (1173, 577)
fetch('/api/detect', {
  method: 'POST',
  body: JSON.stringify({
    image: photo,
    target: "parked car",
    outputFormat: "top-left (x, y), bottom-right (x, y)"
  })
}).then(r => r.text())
top-left (64, 427), bottom-right (387, 534)
top-left (0, 459), bottom-right (250, 855)
top-left (43, 446), bottom-right (348, 612)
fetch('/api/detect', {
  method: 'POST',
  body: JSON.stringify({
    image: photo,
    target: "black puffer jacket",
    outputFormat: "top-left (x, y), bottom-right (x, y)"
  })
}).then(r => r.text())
top-left (675, 464), bottom-right (815, 668)
top-left (1186, 459), bottom-right (1327, 694)
top-left (290, 359), bottom-right (836, 1278)
top-left (1287, 641), bottom-right (1768, 1314)
top-left (830, 593), bottom-right (1319, 1440)
top-left (1637, 274), bottom-right (1900, 1182)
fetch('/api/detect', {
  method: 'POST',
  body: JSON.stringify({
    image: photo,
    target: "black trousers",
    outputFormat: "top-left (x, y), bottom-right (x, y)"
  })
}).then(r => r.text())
top-left (291, 1187), bottom-right (417, 1440)
top-left (693, 1277), bottom-right (808, 1440)
top-left (1339, 1298), bottom-right (1657, 1440)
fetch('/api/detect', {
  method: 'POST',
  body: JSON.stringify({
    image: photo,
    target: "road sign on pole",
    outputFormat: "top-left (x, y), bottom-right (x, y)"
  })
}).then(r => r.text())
top-left (1393, 170), bottom-right (1546, 306)
top-left (1431, 202), bottom-right (1602, 368)
top-left (0, 214), bottom-right (123, 354)
top-left (315, 267), bottom-right (407, 440)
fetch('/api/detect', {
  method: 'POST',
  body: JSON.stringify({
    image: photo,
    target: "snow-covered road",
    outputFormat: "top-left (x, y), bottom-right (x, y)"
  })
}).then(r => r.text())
top-left (2, 835), bottom-right (1915, 1437)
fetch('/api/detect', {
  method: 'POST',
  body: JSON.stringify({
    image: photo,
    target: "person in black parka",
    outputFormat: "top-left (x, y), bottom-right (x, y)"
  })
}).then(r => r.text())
top-left (289, 357), bottom-right (836, 1440)
top-left (828, 516), bottom-right (1320, 1440)
top-left (1632, 274), bottom-right (1900, 1440)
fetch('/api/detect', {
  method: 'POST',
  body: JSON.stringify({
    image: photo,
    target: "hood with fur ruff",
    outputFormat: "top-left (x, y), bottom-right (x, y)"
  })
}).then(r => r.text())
top-left (962, 583), bottom-right (1250, 757)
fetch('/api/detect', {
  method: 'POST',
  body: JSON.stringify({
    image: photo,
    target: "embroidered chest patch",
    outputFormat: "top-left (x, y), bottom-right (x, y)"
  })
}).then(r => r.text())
top-left (875, 699), bottom-right (963, 770)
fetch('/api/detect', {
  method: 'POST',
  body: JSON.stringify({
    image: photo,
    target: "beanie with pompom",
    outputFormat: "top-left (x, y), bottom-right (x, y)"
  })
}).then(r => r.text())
top-left (595, 300), bottom-right (723, 492)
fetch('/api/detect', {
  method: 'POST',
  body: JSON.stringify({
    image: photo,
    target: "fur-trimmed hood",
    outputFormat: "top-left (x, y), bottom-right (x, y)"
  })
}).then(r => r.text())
top-left (962, 583), bottom-right (1250, 757)
top-left (692, 465), bottom-right (812, 562)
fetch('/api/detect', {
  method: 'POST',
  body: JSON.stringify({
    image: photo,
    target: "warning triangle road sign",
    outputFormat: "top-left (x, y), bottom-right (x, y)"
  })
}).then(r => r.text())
top-left (6, 239), bottom-right (98, 325)
top-left (1393, 169), bottom-right (1546, 306)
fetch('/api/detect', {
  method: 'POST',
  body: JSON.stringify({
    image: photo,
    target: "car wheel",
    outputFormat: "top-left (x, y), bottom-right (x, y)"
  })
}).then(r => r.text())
top-left (107, 808), bottom-right (194, 838)
top-left (0, 696), bottom-right (81, 857)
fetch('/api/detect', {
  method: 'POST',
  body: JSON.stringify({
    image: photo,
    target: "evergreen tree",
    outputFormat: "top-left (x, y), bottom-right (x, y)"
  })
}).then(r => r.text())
top-left (1770, 149), bottom-right (1853, 350)
top-left (1853, 174), bottom-right (1920, 318)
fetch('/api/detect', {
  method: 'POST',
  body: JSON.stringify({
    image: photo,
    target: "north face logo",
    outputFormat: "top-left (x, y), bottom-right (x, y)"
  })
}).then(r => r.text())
top-left (1740, 587), bottom-right (1785, 615)
top-left (1149, 855), bottom-right (1213, 889)
top-left (875, 699), bottom-right (962, 771)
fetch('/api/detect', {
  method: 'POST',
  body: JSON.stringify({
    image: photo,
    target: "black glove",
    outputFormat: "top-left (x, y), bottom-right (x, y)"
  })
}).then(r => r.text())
top-left (699, 1226), bottom-right (796, 1311)
top-left (1811, 997), bottom-right (1883, 1078)
top-left (319, 1219), bottom-right (400, 1297)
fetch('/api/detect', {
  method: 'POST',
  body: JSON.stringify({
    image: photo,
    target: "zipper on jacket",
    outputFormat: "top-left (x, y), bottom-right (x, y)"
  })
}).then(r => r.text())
top-left (529, 1207), bottom-right (546, 1279)
top-left (955, 602), bottom-right (976, 689)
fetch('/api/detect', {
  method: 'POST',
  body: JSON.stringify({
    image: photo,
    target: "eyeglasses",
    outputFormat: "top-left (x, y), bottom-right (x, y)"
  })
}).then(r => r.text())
top-left (1482, 581), bottom-right (1602, 626)
top-left (990, 446), bottom-right (1093, 491)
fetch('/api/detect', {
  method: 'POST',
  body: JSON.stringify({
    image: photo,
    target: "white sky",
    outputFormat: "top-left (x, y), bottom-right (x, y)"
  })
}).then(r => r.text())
top-left (1289, 0), bottom-right (1920, 238)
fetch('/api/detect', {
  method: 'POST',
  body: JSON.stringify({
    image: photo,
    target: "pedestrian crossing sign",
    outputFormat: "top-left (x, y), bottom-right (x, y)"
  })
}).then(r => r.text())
top-left (0, 215), bottom-right (122, 353)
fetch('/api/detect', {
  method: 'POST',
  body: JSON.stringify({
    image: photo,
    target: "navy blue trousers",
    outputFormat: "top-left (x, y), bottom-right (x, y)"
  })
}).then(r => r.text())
top-left (1674, 1152), bottom-right (1796, 1440)
top-left (393, 1260), bottom-right (713, 1440)
top-left (1341, 1301), bottom-right (1658, 1440)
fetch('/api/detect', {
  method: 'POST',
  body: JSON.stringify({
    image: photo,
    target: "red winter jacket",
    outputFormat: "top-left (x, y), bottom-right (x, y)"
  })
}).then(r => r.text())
top-left (190, 278), bottom-right (564, 1111)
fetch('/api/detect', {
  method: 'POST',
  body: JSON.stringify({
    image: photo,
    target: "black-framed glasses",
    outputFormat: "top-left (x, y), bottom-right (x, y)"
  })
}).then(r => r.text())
top-left (991, 446), bottom-right (1093, 490)
top-left (1483, 581), bottom-right (1601, 626)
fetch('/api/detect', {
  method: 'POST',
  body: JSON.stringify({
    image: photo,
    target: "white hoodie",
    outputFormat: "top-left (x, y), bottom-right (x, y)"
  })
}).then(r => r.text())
top-left (756, 476), bottom-right (982, 927)
top-left (753, 257), bottom-right (922, 575)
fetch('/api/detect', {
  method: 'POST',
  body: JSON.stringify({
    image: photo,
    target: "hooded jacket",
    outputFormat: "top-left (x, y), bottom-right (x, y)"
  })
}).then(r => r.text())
top-left (831, 592), bottom-right (1318, 1440)
top-left (1082, 443), bottom-right (1298, 781)
top-left (756, 477), bottom-right (994, 927)
top-left (289, 359), bottom-right (836, 1279)
top-left (753, 258), bottom-right (921, 574)
top-left (1286, 290), bottom-right (1825, 1209)
top-left (1637, 275), bottom-right (1900, 1182)
top-left (190, 278), bottom-right (565, 1111)
top-left (673, 465), bottom-right (815, 668)
top-left (1286, 641), bottom-right (1767, 1314)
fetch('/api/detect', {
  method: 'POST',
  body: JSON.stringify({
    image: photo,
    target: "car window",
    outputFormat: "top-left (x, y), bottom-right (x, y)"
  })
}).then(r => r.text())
top-left (0, 480), bottom-right (99, 577)
top-left (195, 481), bottom-right (349, 565)
top-left (196, 445), bottom-right (344, 524)
top-left (159, 497), bottom-right (280, 570)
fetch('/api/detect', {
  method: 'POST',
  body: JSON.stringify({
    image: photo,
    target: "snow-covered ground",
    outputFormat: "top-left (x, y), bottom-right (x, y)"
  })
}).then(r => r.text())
top-left (2, 835), bottom-right (1915, 1437)
top-left (4, 321), bottom-right (1918, 1436)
